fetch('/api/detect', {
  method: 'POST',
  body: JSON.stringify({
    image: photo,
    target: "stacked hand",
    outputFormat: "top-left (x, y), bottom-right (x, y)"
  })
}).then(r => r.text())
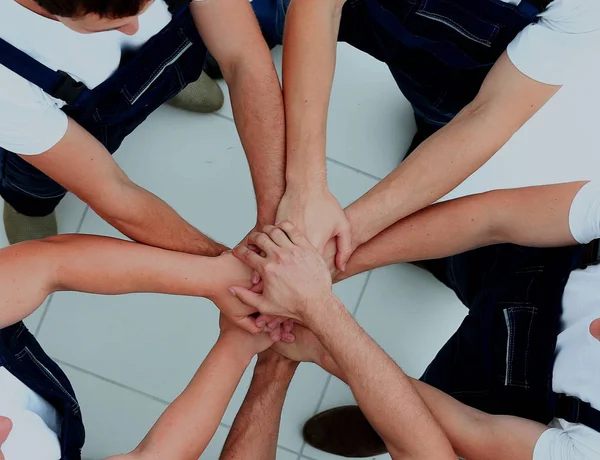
top-left (231, 222), bottom-right (335, 324)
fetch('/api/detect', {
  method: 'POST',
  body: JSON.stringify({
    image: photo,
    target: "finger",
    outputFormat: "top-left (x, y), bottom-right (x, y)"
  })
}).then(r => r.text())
top-left (281, 331), bottom-right (296, 343)
top-left (250, 279), bottom-right (263, 292)
top-left (230, 314), bottom-right (263, 334)
top-left (251, 271), bottom-right (261, 285)
top-left (334, 224), bottom-right (353, 272)
top-left (229, 286), bottom-right (265, 311)
top-left (267, 316), bottom-right (286, 329)
top-left (278, 221), bottom-right (311, 247)
top-left (262, 225), bottom-right (294, 248)
top-left (269, 327), bottom-right (282, 342)
top-left (233, 245), bottom-right (267, 273)
top-left (255, 314), bottom-right (276, 329)
top-left (248, 232), bottom-right (279, 256)
top-left (283, 319), bottom-right (295, 333)
top-left (247, 244), bottom-right (261, 254)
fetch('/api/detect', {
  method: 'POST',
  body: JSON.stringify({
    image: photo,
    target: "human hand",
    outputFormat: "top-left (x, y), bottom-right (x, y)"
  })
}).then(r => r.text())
top-left (207, 252), bottom-right (264, 335)
top-left (0, 417), bottom-right (12, 460)
top-left (231, 222), bottom-right (335, 323)
top-left (218, 314), bottom-right (279, 358)
top-left (276, 186), bottom-right (352, 272)
top-left (271, 323), bottom-right (331, 366)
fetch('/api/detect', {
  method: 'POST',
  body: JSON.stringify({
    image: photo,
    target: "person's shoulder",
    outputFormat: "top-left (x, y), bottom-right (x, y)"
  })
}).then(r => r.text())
top-left (542, 0), bottom-right (600, 33)
top-left (0, 64), bottom-right (55, 112)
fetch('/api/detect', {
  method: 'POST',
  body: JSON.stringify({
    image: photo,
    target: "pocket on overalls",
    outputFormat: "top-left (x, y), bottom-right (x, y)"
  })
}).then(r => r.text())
top-left (497, 265), bottom-right (544, 389)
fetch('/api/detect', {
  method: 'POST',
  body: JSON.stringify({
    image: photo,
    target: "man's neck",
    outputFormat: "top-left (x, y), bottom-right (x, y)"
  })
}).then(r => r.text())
top-left (14, 0), bottom-right (56, 20)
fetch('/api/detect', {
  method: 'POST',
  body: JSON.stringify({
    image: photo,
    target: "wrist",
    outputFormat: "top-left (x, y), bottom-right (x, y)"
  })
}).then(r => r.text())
top-left (254, 356), bottom-right (299, 383)
top-left (345, 203), bottom-right (370, 249)
top-left (302, 293), bottom-right (346, 329)
top-left (216, 334), bottom-right (256, 366)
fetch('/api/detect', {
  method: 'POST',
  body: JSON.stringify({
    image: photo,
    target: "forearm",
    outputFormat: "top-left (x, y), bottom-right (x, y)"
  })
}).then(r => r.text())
top-left (341, 182), bottom-right (585, 280)
top-left (283, 0), bottom-right (343, 186)
top-left (132, 339), bottom-right (252, 460)
top-left (0, 235), bottom-right (225, 328)
top-left (97, 182), bottom-right (226, 256)
top-left (220, 356), bottom-right (298, 460)
top-left (304, 296), bottom-right (455, 459)
top-left (348, 53), bottom-right (560, 248)
top-left (226, 58), bottom-right (286, 224)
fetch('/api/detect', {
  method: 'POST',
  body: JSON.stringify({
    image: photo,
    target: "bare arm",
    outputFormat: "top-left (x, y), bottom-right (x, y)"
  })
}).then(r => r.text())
top-left (277, 326), bottom-right (548, 460)
top-left (107, 317), bottom-right (277, 460)
top-left (275, 0), bottom-right (352, 270)
top-left (231, 223), bottom-right (456, 460)
top-left (348, 53), bottom-right (561, 250)
top-left (220, 351), bottom-right (298, 460)
top-left (0, 235), bottom-right (262, 332)
top-left (340, 181), bottom-right (587, 280)
top-left (192, 0), bottom-right (285, 225)
top-left (22, 118), bottom-right (226, 256)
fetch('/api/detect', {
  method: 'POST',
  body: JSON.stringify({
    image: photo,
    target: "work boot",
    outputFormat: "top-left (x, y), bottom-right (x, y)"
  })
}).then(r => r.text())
top-left (303, 406), bottom-right (387, 457)
top-left (3, 203), bottom-right (57, 245)
top-left (168, 71), bottom-right (224, 113)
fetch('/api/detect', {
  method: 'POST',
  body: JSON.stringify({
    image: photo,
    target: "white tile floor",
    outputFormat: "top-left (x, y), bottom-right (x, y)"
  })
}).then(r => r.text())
top-left (3, 44), bottom-right (600, 460)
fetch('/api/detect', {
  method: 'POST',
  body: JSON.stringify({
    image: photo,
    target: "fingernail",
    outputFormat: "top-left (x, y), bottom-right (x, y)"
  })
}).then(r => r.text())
top-left (228, 288), bottom-right (236, 297)
top-left (252, 274), bottom-right (260, 284)
top-left (342, 263), bottom-right (347, 272)
top-left (275, 221), bottom-right (281, 225)
top-left (284, 335), bottom-right (295, 343)
top-left (264, 327), bottom-right (273, 333)
top-left (268, 321), bottom-right (278, 329)
top-left (256, 321), bottom-right (266, 328)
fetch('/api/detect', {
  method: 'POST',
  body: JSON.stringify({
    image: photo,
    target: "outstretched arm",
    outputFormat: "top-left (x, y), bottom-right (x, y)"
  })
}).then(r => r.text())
top-left (340, 180), bottom-right (591, 280)
top-left (192, 0), bottom-right (286, 227)
top-left (107, 316), bottom-right (278, 460)
top-left (347, 53), bottom-right (561, 251)
top-left (232, 223), bottom-right (456, 460)
top-left (275, 325), bottom-right (549, 460)
top-left (220, 351), bottom-right (298, 460)
top-left (0, 234), bottom-right (262, 333)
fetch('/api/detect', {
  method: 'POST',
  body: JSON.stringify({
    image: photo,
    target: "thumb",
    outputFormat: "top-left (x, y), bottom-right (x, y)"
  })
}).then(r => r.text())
top-left (334, 224), bottom-right (353, 272)
top-left (229, 286), bottom-right (265, 310)
top-left (232, 315), bottom-right (264, 334)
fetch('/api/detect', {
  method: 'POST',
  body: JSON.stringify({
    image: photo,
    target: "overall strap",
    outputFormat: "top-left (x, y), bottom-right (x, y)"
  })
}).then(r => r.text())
top-left (517, 0), bottom-right (551, 20)
top-left (0, 38), bottom-right (87, 106)
top-left (552, 394), bottom-right (600, 432)
top-left (580, 239), bottom-right (600, 268)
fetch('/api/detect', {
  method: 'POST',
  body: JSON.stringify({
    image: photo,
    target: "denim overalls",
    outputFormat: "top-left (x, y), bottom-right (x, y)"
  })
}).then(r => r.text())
top-left (253, 0), bottom-right (549, 149)
top-left (420, 241), bottom-right (600, 432)
top-left (0, 322), bottom-right (85, 459)
top-left (0, 1), bottom-right (206, 217)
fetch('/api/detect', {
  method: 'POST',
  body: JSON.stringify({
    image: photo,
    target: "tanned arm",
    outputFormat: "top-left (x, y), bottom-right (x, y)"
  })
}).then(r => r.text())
top-left (191, 0), bottom-right (285, 227)
top-left (23, 118), bottom-right (226, 256)
top-left (220, 351), bottom-right (298, 460)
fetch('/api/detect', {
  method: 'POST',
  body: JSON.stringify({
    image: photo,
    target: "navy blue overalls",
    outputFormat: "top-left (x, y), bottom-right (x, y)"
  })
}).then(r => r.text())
top-left (0, 0), bottom-right (206, 217)
top-left (251, 0), bottom-right (550, 150)
top-left (0, 322), bottom-right (85, 459)
top-left (419, 241), bottom-right (600, 432)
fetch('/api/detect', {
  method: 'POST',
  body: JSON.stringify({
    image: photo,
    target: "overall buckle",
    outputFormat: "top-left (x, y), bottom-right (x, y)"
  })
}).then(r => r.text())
top-left (53, 70), bottom-right (87, 105)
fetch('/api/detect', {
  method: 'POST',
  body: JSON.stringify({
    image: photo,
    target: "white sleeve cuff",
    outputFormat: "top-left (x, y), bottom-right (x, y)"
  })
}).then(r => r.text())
top-left (569, 182), bottom-right (600, 244)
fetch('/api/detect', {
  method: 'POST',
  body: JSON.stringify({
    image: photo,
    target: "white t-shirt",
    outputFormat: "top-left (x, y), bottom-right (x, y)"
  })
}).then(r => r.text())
top-left (532, 180), bottom-right (600, 459)
top-left (0, 0), bottom-right (171, 155)
top-left (0, 367), bottom-right (61, 460)
top-left (506, 0), bottom-right (600, 86)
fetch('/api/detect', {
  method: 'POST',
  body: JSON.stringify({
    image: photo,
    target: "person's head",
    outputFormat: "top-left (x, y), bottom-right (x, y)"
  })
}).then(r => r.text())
top-left (31, 0), bottom-right (154, 35)
top-left (0, 416), bottom-right (13, 460)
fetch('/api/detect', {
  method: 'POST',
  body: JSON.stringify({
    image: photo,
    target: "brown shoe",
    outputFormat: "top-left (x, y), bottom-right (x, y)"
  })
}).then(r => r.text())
top-left (303, 406), bottom-right (387, 458)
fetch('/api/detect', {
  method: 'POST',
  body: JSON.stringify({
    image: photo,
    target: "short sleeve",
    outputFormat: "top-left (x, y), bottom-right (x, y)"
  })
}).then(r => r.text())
top-left (534, 424), bottom-right (600, 460)
top-left (1, 410), bottom-right (61, 460)
top-left (569, 182), bottom-right (600, 244)
top-left (0, 66), bottom-right (68, 155)
top-left (507, 2), bottom-right (600, 85)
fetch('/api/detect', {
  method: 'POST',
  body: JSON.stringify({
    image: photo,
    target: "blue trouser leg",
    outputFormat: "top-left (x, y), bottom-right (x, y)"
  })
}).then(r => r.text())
top-left (0, 148), bottom-right (67, 217)
top-left (251, 0), bottom-right (290, 48)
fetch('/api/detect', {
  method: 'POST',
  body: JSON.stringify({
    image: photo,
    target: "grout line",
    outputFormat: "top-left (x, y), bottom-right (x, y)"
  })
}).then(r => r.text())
top-left (299, 372), bottom-right (333, 458)
top-left (54, 359), bottom-right (172, 407)
top-left (325, 157), bottom-right (384, 181)
top-left (211, 112), bottom-right (235, 123)
top-left (75, 205), bottom-right (91, 233)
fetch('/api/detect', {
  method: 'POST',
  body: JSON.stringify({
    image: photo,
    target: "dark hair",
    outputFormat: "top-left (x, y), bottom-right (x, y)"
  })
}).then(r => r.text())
top-left (34, 0), bottom-right (148, 18)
